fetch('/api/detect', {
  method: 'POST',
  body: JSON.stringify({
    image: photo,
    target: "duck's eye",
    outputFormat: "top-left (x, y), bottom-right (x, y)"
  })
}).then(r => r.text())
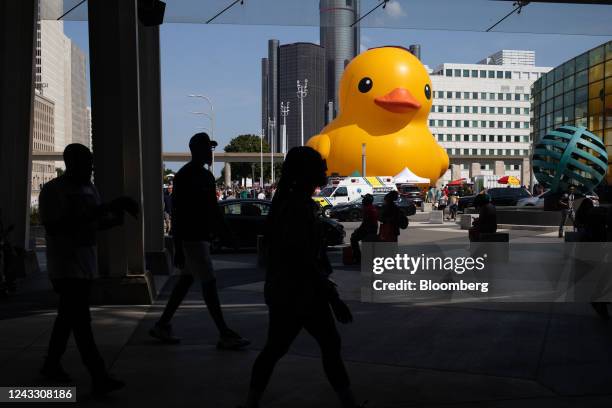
top-left (358, 77), bottom-right (373, 93)
top-left (424, 84), bottom-right (431, 100)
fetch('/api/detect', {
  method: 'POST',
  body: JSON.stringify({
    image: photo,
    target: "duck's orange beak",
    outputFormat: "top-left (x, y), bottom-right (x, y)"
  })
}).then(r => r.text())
top-left (374, 88), bottom-right (421, 113)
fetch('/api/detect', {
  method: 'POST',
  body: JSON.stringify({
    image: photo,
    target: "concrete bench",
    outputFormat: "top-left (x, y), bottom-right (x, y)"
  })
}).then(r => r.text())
top-left (421, 202), bottom-right (433, 213)
top-left (564, 231), bottom-right (582, 242)
top-left (428, 210), bottom-right (444, 224)
top-left (459, 214), bottom-right (477, 230)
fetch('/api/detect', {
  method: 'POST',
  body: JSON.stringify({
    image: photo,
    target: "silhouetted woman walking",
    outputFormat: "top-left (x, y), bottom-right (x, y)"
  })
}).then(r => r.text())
top-left (240, 146), bottom-right (362, 408)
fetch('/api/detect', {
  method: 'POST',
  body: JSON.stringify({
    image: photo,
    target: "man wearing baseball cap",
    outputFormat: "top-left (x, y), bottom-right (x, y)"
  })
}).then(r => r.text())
top-left (150, 133), bottom-right (250, 349)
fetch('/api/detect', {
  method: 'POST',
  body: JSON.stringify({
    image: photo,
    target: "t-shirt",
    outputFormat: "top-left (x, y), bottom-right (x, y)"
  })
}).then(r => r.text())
top-left (257, 192), bottom-right (266, 200)
top-left (39, 176), bottom-right (100, 280)
top-left (171, 161), bottom-right (223, 241)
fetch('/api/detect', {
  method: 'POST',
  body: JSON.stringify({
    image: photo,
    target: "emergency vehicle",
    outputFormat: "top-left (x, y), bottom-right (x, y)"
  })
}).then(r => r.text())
top-left (313, 176), bottom-right (397, 217)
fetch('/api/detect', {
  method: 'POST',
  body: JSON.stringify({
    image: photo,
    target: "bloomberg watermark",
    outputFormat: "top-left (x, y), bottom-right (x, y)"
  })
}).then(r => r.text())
top-left (361, 243), bottom-right (612, 304)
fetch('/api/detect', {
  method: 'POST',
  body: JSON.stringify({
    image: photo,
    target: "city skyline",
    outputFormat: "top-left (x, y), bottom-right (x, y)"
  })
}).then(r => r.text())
top-left (61, 21), bottom-right (612, 174)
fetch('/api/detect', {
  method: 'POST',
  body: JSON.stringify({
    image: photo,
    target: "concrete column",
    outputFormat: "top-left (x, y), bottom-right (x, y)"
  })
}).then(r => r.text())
top-left (494, 160), bottom-right (505, 176)
top-left (224, 162), bottom-right (232, 187)
top-left (469, 162), bottom-right (481, 178)
top-left (138, 22), bottom-right (169, 276)
top-left (0, 0), bottom-right (36, 251)
top-left (88, 0), bottom-right (153, 304)
top-left (521, 157), bottom-right (531, 188)
top-left (451, 164), bottom-right (462, 181)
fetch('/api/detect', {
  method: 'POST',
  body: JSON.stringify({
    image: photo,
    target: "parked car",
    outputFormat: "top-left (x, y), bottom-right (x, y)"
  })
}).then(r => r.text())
top-left (329, 194), bottom-right (417, 221)
top-left (517, 190), bottom-right (599, 208)
top-left (458, 187), bottom-right (532, 211)
top-left (396, 184), bottom-right (424, 206)
top-left (214, 199), bottom-right (345, 250)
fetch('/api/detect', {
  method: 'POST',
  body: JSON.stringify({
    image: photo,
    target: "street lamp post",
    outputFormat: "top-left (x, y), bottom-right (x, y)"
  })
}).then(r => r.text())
top-left (280, 101), bottom-right (290, 157)
top-left (268, 117), bottom-right (276, 184)
top-left (260, 128), bottom-right (264, 187)
top-left (297, 79), bottom-right (308, 146)
top-left (188, 94), bottom-right (215, 171)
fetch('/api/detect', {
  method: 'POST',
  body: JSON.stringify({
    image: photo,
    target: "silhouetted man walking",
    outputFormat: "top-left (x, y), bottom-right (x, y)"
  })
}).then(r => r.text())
top-left (39, 143), bottom-right (138, 394)
top-left (150, 133), bottom-right (249, 349)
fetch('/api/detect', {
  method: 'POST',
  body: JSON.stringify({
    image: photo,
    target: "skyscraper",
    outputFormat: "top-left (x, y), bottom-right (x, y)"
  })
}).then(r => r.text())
top-left (35, 0), bottom-right (89, 154)
top-left (320, 0), bottom-right (360, 120)
top-left (279, 43), bottom-right (326, 151)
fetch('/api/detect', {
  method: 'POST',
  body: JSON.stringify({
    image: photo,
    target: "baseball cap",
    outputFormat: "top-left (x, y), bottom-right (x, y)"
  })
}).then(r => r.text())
top-left (189, 132), bottom-right (218, 149)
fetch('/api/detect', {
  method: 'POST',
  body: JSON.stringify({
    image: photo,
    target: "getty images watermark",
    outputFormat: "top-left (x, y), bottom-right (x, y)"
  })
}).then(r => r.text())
top-left (371, 253), bottom-right (489, 293)
top-left (360, 243), bottom-right (612, 303)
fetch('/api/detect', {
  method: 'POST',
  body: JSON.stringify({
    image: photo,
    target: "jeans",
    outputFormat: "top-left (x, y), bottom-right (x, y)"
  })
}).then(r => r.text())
top-left (46, 279), bottom-right (106, 378)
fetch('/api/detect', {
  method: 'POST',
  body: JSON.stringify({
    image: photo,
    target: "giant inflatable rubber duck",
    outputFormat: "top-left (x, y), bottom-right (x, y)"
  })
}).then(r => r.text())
top-left (307, 46), bottom-right (449, 183)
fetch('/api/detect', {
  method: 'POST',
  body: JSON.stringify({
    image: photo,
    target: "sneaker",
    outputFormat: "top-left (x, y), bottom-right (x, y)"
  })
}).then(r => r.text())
top-left (149, 323), bottom-right (181, 344)
top-left (217, 329), bottom-right (251, 350)
top-left (92, 375), bottom-right (125, 396)
top-left (40, 363), bottom-right (72, 383)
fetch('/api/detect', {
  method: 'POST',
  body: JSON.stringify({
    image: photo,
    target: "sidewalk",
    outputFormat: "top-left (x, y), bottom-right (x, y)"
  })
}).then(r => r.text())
top-left (1, 250), bottom-right (612, 407)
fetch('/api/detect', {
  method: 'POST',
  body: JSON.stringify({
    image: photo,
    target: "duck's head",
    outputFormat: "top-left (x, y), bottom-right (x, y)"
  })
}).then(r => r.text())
top-left (338, 46), bottom-right (433, 127)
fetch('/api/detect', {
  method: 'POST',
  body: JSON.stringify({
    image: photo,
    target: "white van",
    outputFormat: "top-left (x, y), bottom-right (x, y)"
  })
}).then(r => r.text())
top-left (313, 176), bottom-right (396, 217)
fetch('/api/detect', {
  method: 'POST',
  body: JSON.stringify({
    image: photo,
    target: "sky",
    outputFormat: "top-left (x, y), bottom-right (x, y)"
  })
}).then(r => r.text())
top-left (61, 1), bottom-right (612, 174)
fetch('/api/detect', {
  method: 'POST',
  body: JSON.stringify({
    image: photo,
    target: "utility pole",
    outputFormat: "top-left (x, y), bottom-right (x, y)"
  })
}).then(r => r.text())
top-left (280, 101), bottom-right (290, 157)
top-left (268, 118), bottom-right (276, 184)
top-left (362, 143), bottom-right (367, 177)
top-left (297, 79), bottom-right (308, 146)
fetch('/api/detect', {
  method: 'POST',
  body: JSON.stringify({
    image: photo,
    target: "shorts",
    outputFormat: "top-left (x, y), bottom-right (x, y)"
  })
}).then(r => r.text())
top-left (180, 241), bottom-right (216, 283)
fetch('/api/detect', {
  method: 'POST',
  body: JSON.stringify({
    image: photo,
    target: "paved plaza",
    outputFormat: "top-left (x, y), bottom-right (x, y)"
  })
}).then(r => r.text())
top-left (1, 221), bottom-right (612, 407)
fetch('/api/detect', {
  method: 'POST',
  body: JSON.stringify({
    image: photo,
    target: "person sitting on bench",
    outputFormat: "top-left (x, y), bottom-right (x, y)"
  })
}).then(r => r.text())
top-left (469, 193), bottom-right (497, 242)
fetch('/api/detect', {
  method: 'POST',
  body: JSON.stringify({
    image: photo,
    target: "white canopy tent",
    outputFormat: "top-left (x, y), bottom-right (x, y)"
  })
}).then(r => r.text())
top-left (394, 167), bottom-right (430, 185)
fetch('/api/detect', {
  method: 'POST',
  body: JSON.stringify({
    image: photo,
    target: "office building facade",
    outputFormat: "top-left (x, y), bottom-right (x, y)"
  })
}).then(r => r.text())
top-left (320, 0), bottom-right (360, 120)
top-left (531, 41), bottom-right (612, 185)
top-left (429, 52), bottom-right (551, 183)
top-left (31, 91), bottom-right (56, 204)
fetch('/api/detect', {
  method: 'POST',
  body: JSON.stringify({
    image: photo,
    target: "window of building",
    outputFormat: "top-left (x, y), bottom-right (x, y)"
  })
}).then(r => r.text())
top-left (472, 92), bottom-right (478, 100)
top-left (488, 70), bottom-right (495, 78)
top-left (455, 106), bottom-right (461, 113)
top-left (463, 106), bottom-right (470, 113)
top-left (447, 120), bottom-right (453, 127)
top-left (455, 120), bottom-right (462, 127)
top-left (497, 107), bottom-right (503, 114)
top-left (506, 93), bottom-right (512, 101)
top-left (480, 92), bottom-right (487, 100)
top-left (447, 105), bottom-right (453, 112)
top-left (463, 134), bottom-right (469, 141)
top-left (489, 135), bottom-right (495, 142)
top-left (489, 121), bottom-right (495, 128)
top-left (514, 121), bottom-right (521, 128)
top-left (489, 107), bottom-right (495, 114)
top-left (480, 107), bottom-right (487, 114)
top-left (471, 70), bottom-right (478, 77)
top-left (506, 107), bottom-right (512, 114)
top-left (463, 120), bottom-right (470, 127)
top-left (505, 71), bottom-right (511, 79)
top-left (524, 122), bottom-right (530, 128)
top-left (463, 92), bottom-right (470, 99)
top-left (429, 120), bottom-right (435, 127)
top-left (446, 91), bottom-right (453, 98)
top-left (463, 69), bottom-right (469, 77)
top-left (523, 108), bottom-right (529, 115)
top-left (497, 136), bottom-right (503, 142)
top-left (523, 94), bottom-right (530, 101)
top-left (497, 71), bottom-right (503, 78)
top-left (445, 69), bottom-right (452, 77)
top-left (489, 92), bottom-right (495, 100)
top-left (454, 69), bottom-right (461, 77)
top-left (472, 106), bottom-right (478, 114)
top-left (514, 107), bottom-right (520, 115)
top-left (480, 70), bottom-right (487, 78)
top-left (498, 93), bottom-right (504, 100)
top-left (455, 91), bottom-right (461, 99)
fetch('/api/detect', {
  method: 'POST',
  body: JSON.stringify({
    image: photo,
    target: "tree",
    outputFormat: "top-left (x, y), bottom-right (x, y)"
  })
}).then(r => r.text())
top-left (224, 134), bottom-right (281, 184)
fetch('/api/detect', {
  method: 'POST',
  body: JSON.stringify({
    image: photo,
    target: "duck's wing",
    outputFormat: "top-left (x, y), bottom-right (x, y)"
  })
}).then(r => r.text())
top-left (306, 133), bottom-right (331, 160)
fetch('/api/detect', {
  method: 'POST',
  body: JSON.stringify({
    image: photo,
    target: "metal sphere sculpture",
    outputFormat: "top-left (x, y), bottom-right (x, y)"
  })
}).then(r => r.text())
top-left (533, 125), bottom-right (608, 193)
